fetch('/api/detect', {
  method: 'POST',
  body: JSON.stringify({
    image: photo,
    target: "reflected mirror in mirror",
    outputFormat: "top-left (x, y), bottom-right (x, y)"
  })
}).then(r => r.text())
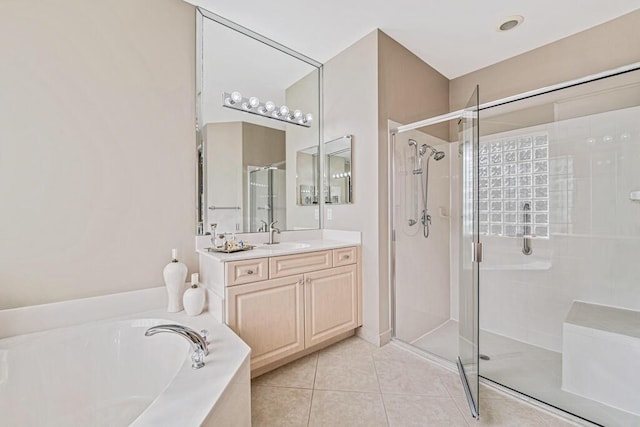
top-left (296, 145), bottom-right (319, 206)
top-left (196, 9), bottom-right (321, 235)
top-left (324, 135), bottom-right (352, 204)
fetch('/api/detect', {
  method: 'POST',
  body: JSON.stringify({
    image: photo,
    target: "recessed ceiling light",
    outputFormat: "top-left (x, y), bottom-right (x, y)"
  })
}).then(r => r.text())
top-left (498, 15), bottom-right (524, 32)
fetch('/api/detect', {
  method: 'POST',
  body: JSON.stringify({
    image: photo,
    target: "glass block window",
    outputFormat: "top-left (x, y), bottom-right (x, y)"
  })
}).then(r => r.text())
top-left (479, 132), bottom-right (549, 238)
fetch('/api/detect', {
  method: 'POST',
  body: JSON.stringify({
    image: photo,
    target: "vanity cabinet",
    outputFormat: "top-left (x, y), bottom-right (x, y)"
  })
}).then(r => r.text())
top-left (217, 246), bottom-right (361, 373)
top-left (304, 264), bottom-right (358, 348)
top-left (226, 275), bottom-right (305, 368)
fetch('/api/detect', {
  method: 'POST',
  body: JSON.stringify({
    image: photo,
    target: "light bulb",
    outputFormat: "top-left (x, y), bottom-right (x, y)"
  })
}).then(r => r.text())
top-left (249, 97), bottom-right (260, 108)
top-left (293, 109), bottom-right (302, 119)
top-left (264, 101), bottom-right (275, 112)
top-left (279, 105), bottom-right (289, 117)
top-left (230, 91), bottom-right (242, 104)
top-left (304, 113), bottom-right (313, 123)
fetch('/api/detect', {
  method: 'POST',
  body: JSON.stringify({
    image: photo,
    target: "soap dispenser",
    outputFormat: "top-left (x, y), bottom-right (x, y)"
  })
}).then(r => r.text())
top-left (163, 248), bottom-right (188, 312)
top-left (183, 273), bottom-right (205, 316)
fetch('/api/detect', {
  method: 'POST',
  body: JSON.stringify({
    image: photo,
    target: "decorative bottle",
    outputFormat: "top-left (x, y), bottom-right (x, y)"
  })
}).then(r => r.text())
top-left (163, 248), bottom-right (188, 312)
top-left (183, 273), bottom-right (205, 316)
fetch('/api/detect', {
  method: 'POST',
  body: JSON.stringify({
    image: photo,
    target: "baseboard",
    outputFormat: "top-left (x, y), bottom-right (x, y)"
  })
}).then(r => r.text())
top-left (356, 326), bottom-right (392, 347)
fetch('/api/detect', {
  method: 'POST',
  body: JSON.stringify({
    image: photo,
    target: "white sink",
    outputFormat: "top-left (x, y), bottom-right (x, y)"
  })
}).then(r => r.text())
top-left (256, 242), bottom-right (311, 251)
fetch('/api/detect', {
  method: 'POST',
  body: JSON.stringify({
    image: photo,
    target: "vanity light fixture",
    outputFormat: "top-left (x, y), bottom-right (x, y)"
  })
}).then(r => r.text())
top-left (222, 91), bottom-right (313, 128)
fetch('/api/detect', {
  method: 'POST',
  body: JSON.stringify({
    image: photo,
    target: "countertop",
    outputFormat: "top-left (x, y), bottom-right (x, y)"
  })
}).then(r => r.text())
top-left (197, 239), bottom-right (359, 262)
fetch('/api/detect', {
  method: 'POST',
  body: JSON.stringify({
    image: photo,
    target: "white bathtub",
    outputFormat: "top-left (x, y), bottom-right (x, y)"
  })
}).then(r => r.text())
top-left (0, 288), bottom-right (251, 427)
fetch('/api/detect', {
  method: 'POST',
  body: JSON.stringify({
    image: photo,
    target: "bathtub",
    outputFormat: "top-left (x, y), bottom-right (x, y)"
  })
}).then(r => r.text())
top-left (0, 288), bottom-right (251, 427)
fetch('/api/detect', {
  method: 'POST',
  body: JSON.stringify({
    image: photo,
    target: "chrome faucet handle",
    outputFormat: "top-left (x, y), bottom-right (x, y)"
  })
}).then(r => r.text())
top-left (269, 220), bottom-right (278, 228)
top-left (200, 329), bottom-right (210, 345)
top-left (191, 348), bottom-right (205, 369)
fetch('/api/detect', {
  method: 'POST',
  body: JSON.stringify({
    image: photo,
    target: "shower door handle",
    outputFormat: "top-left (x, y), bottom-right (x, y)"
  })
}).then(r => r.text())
top-left (522, 202), bottom-right (532, 256)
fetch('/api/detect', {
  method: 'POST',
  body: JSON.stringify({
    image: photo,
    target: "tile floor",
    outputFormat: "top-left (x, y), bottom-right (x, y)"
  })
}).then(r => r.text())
top-left (251, 336), bottom-right (579, 426)
top-left (413, 320), bottom-right (635, 426)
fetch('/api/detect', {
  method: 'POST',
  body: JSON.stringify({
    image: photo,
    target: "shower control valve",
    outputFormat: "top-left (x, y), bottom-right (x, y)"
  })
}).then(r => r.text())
top-left (421, 211), bottom-right (432, 226)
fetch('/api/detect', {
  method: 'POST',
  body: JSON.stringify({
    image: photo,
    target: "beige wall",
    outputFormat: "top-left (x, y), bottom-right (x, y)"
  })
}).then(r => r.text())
top-left (450, 9), bottom-right (640, 111)
top-left (204, 122), bottom-right (243, 233)
top-left (285, 70), bottom-right (321, 231)
top-left (323, 30), bottom-right (450, 344)
top-left (0, 0), bottom-right (196, 309)
top-left (377, 31), bottom-right (451, 342)
top-left (322, 31), bottom-right (381, 343)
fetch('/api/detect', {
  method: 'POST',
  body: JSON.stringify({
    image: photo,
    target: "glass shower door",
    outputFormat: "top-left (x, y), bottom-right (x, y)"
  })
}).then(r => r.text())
top-left (457, 85), bottom-right (480, 419)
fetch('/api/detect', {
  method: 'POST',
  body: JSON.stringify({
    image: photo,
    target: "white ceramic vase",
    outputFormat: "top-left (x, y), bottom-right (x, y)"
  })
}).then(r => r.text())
top-left (163, 249), bottom-right (188, 312)
top-left (183, 284), bottom-right (205, 316)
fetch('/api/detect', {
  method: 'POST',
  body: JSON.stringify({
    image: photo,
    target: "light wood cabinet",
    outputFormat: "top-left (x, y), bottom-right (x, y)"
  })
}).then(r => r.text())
top-left (225, 258), bottom-right (268, 285)
top-left (269, 250), bottom-right (332, 279)
top-left (304, 264), bottom-right (358, 347)
top-left (218, 246), bottom-right (361, 374)
top-left (332, 246), bottom-right (357, 267)
top-left (226, 275), bottom-right (305, 370)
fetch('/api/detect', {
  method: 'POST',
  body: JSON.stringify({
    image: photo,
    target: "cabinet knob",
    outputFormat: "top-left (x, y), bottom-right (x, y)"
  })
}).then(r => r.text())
top-left (247, 270), bottom-right (254, 275)
top-left (342, 255), bottom-right (350, 260)
top-left (306, 278), bottom-right (311, 284)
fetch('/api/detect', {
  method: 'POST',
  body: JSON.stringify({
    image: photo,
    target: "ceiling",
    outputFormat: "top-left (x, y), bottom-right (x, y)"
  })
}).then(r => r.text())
top-left (188, 0), bottom-right (640, 78)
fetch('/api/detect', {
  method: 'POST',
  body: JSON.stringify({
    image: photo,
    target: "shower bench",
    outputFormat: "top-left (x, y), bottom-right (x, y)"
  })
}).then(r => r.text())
top-left (562, 301), bottom-right (640, 416)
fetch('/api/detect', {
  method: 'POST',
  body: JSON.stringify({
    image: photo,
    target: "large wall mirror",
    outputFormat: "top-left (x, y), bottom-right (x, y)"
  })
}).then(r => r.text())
top-left (196, 8), bottom-right (322, 235)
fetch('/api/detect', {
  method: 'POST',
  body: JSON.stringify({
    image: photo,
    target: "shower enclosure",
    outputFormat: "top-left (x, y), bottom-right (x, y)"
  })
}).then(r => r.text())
top-left (248, 167), bottom-right (286, 232)
top-left (390, 64), bottom-right (640, 425)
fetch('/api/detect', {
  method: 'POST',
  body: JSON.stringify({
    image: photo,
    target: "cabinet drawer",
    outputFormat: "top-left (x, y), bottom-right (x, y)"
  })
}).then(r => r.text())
top-left (332, 247), bottom-right (357, 267)
top-left (226, 258), bottom-right (268, 286)
top-left (269, 251), bottom-right (332, 279)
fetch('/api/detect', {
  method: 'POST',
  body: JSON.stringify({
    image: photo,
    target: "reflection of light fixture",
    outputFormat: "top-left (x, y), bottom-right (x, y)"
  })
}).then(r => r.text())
top-left (331, 171), bottom-right (352, 179)
top-left (222, 91), bottom-right (312, 128)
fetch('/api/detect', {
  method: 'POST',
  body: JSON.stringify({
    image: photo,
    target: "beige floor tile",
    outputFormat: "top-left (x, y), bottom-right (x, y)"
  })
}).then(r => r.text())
top-left (453, 394), bottom-right (569, 427)
top-left (383, 394), bottom-right (469, 427)
top-left (318, 336), bottom-right (376, 361)
top-left (315, 351), bottom-right (380, 393)
top-left (251, 385), bottom-right (312, 427)
top-left (308, 390), bottom-right (388, 427)
top-left (441, 372), bottom-right (509, 402)
top-left (374, 356), bottom-right (450, 397)
top-left (252, 353), bottom-right (318, 389)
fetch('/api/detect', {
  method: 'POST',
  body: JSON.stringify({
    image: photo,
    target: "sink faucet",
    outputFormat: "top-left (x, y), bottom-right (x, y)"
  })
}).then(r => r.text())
top-left (145, 324), bottom-right (209, 369)
top-left (267, 220), bottom-right (280, 245)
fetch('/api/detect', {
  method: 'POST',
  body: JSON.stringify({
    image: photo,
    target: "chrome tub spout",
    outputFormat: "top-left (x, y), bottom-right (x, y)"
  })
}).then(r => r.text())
top-left (145, 324), bottom-right (209, 369)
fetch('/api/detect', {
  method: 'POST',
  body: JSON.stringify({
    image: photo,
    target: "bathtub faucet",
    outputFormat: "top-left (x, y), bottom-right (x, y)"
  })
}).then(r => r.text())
top-left (145, 324), bottom-right (209, 369)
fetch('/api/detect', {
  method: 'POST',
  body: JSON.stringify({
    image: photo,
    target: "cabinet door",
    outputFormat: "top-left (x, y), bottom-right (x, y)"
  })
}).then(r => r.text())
top-left (304, 265), bottom-right (358, 347)
top-left (226, 275), bottom-right (305, 370)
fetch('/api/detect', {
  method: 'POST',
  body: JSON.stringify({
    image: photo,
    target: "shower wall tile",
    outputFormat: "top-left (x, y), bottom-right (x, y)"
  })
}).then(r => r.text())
top-left (394, 136), bottom-right (451, 343)
top-left (478, 105), bottom-right (640, 353)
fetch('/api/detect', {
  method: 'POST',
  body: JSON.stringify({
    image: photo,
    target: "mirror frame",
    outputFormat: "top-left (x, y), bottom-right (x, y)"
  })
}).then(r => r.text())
top-left (194, 7), bottom-right (323, 235)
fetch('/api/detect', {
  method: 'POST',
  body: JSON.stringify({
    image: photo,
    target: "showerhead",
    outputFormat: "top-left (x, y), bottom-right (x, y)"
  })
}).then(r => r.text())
top-left (424, 144), bottom-right (446, 161)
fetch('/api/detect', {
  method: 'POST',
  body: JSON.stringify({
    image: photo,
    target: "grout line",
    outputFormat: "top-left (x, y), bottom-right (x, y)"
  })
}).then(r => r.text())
top-left (306, 352), bottom-right (319, 426)
top-left (450, 396), bottom-right (473, 427)
top-left (371, 353), bottom-right (391, 426)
